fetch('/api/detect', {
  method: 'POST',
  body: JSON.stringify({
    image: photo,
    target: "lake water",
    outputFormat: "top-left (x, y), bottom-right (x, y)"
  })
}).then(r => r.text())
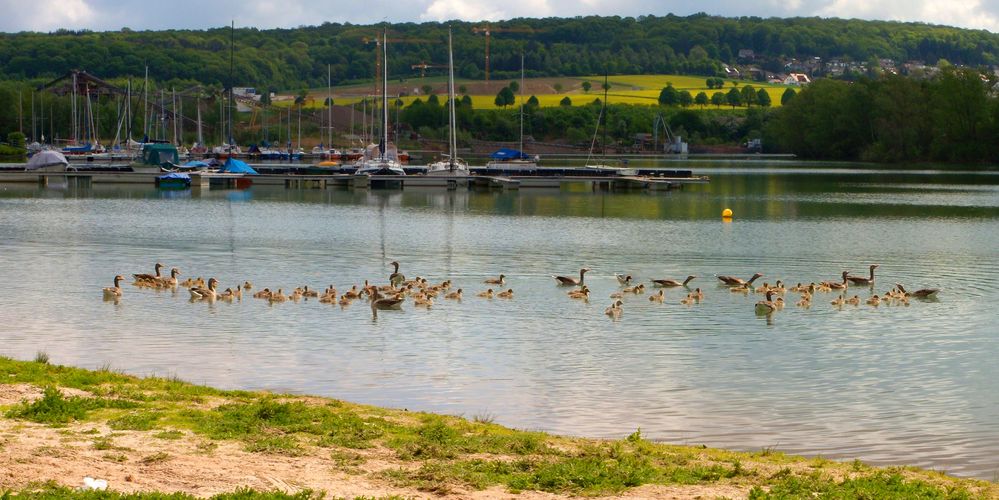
top-left (2, 164), bottom-right (998, 479)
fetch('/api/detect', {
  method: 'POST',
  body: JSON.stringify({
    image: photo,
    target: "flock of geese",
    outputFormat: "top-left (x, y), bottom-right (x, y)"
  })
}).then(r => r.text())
top-left (102, 261), bottom-right (941, 320)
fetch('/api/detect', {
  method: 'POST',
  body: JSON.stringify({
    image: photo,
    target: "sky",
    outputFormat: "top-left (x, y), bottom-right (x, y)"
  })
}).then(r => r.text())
top-left (1, 0), bottom-right (998, 33)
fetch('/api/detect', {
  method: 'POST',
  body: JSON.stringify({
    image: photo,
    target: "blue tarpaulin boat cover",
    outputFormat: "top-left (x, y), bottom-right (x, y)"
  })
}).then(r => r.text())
top-left (489, 148), bottom-right (530, 160)
top-left (158, 172), bottom-right (191, 181)
top-left (182, 160), bottom-right (211, 168)
top-left (220, 158), bottom-right (259, 175)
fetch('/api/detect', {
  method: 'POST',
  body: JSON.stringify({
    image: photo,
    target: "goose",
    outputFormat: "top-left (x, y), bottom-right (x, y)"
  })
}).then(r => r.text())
top-left (774, 297), bottom-right (785, 309)
top-left (755, 290), bottom-right (778, 315)
top-left (370, 289), bottom-right (404, 310)
top-left (477, 289), bottom-right (494, 298)
top-left (179, 277), bottom-right (196, 287)
top-left (484, 274), bottom-right (506, 285)
top-left (609, 291), bottom-right (624, 299)
top-left (795, 297), bottom-right (811, 308)
top-left (754, 282), bottom-right (771, 294)
top-left (790, 282), bottom-right (807, 293)
top-left (232, 285), bottom-right (242, 301)
top-left (553, 268), bottom-right (590, 286)
top-left (243, 281), bottom-right (253, 290)
top-left (622, 284), bottom-right (645, 294)
top-left (821, 271), bottom-right (849, 291)
top-left (845, 295), bottom-right (861, 305)
top-left (342, 286), bottom-right (361, 300)
top-left (289, 289), bottom-right (303, 301)
top-left (615, 274), bottom-right (633, 286)
top-left (252, 288), bottom-right (272, 299)
top-left (389, 261), bottom-right (406, 288)
top-left (269, 289), bottom-right (288, 303)
top-left (693, 288), bottom-right (704, 300)
top-left (717, 273), bottom-right (763, 287)
top-left (831, 294), bottom-right (846, 306)
top-left (156, 267), bottom-right (181, 287)
top-left (567, 286), bottom-right (590, 299)
top-left (680, 294), bottom-right (695, 305)
top-left (102, 275), bottom-right (124, 299)
top-left (730, 283), bottom-right (751, 293)
top-left (648, 290), bottom-right (665, 303)
top-left (866, 294), bottom-right (881, 306)
top-left (132, 263), bottom-right (164, 284)
top-left (771, 281), bottom-right (786, 294)
top-left (604, 300), bottom-right (623, 318)
top-left (302, 286), bottom-right (319, 298)
top-left (338, 295), bottom-right (352, 307)
top-left (218, 288), bottom-right (235, 301)
top-left (413, 295), bottom-right (434, 308)
top-left (189, 278), bottom-right (218, 301)
top-left (847, 264), bottom-right (879, 286)
top-left (651, 275), bottom-right (696, 288)
top-left (895, 283), bottom-right (939, 298)
top-left (497, 289), bottom-right (514, 299)
top-left (444, 288), bottom-right (463, 300)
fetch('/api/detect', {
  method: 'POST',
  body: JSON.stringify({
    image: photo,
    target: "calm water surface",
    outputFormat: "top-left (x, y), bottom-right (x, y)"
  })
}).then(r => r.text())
top-left (2, 164), bottom-right (998, 479)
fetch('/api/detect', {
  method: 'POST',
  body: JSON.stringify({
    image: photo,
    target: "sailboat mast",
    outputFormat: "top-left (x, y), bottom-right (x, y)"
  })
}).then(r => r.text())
top-left (448, 27), bottom-right (457, 169)
top-left (382, 30), bottom-right (389, 160)
top-left (142, 66), bottom-right (149, 140)
top-left (602, 72), bottom-right (608, 156)
top-left (327, 64), bottom-right (333, 150)
top-left (196, 95), bottom-right (203, 146)
top-left (228, 20), bottom-right (235, 152)
top-left (519, 52), bottom-right (524, 154)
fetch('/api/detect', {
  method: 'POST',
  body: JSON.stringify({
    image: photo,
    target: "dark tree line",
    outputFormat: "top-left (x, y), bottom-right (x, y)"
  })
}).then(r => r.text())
top-left (768, 68), bottom-right (999, 162)
top-left (3, 15), bottom-right (999, 90)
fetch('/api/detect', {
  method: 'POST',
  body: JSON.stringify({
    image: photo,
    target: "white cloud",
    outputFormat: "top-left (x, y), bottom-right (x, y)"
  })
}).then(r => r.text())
top-left (818, 0), bottom-right (999, 31)
top-left (419, 0), bottom-right (553, 22)
top-left (0, 0), bottom-right (95, 32)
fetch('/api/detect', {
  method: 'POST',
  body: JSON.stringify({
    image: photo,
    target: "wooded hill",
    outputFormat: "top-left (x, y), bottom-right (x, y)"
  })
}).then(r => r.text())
top-left (3, 14), bottom-right (999, 90)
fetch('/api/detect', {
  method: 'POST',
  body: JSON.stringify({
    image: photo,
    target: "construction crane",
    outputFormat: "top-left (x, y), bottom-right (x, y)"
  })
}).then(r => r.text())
top-left (362, 35), bottom-right (432, 97)
top-left (472, 24), bottom-right (538, 91)
top-left (411, 61), bottom-right (448, 79)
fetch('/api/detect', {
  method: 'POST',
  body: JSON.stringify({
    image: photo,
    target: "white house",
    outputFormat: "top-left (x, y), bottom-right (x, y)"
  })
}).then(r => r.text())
top-left (783, 73), bottom-right (811, 86)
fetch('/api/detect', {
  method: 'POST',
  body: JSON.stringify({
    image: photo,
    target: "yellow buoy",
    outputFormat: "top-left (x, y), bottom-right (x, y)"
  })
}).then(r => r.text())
top-left (722, 208), bottom-right (733, 218)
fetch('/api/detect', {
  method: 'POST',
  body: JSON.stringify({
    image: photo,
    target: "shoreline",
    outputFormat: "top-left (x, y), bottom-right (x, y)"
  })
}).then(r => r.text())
top-left (1, 355), bottom-right (995, 499)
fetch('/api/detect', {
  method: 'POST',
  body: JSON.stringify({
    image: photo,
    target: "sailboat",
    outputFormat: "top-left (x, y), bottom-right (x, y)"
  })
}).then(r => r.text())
top-left (485, 53), bottom-right (538, 170)
top-left (355, 30), bottom-right (406, 176)
top-left (427, 28), bottom-right (470, 176)
top-left (584, 73), bottom-right (636, 176)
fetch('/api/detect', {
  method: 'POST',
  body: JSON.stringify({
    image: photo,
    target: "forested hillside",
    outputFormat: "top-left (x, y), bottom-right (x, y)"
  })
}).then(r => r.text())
top-left (2, 14), bottom-right (999, 90)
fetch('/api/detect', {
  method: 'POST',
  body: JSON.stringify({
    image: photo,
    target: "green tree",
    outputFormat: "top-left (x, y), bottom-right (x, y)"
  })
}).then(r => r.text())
top-left (695, 91), bottom-right (709, 107)
top-left (581, 81), bottom-right (592, 93)
top-left (678, 90), bottom-right (693, 107)
top-left (509, 81), bottom-right (519, 93)
top-left (741, 85), bottom-right (757, 107)
top-left (527, 95), bottom-right (540, 107)
top-left (6, 131), bottom-right (26, 149)
top-left (705, 78), bottom-right (716, 89)
top-left (726, 87), bottom-right (742, 107)
top-left (494, 87), bottom-right (515, 108)
top-left (461, 95), bottom-right (472, 107)
top-left (781, 88), bottom-right (797, 105)
top-left (757, 88), bottom-right (772, 107)
top-left (601, 80), bottom-right (611, 92)
top-left (553, 82), bottom-right (564, 94)
top-left (421, 84), bottom-right (433, 96)
top-left (658, 84), bottom-right (679, 106)
top-left (458, 84), bottom-right (468, 95)
top-left (559, 96), bottom-right (572, 106)
top-left (711, 92), bottom-right (726, 106)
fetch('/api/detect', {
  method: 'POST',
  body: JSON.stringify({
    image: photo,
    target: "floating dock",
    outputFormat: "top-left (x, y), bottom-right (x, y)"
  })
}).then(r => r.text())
top-left (0, 164), bottom-right (708, 192)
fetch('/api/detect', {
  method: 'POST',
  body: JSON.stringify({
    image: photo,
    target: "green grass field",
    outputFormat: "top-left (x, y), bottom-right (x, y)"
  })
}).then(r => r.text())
top-left (284, 74), bottom-right (793, 111)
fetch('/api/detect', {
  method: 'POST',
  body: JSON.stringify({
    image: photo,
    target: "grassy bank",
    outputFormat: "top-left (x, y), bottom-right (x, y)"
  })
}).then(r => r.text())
top-left (0, 355), bottom-right (995, 499)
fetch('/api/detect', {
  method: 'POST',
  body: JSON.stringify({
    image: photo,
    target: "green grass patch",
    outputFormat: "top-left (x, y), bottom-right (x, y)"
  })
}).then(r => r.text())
top-left (387, 415), bottom-right (553, 460)
top-left (5, 386), bottom-right (138, 425)
top-left (153, 430), bottom-right (184, 440)
top-left (1, 482), bottom-right (327, 498)
top-left (244, 435), bottom-right (305, 456)
top-left (140, 451), bottom-right (173, 465)
top-left (108, 411), bottom-right (159, 431)
top-left (749, 471), bottom-right (977, 499)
